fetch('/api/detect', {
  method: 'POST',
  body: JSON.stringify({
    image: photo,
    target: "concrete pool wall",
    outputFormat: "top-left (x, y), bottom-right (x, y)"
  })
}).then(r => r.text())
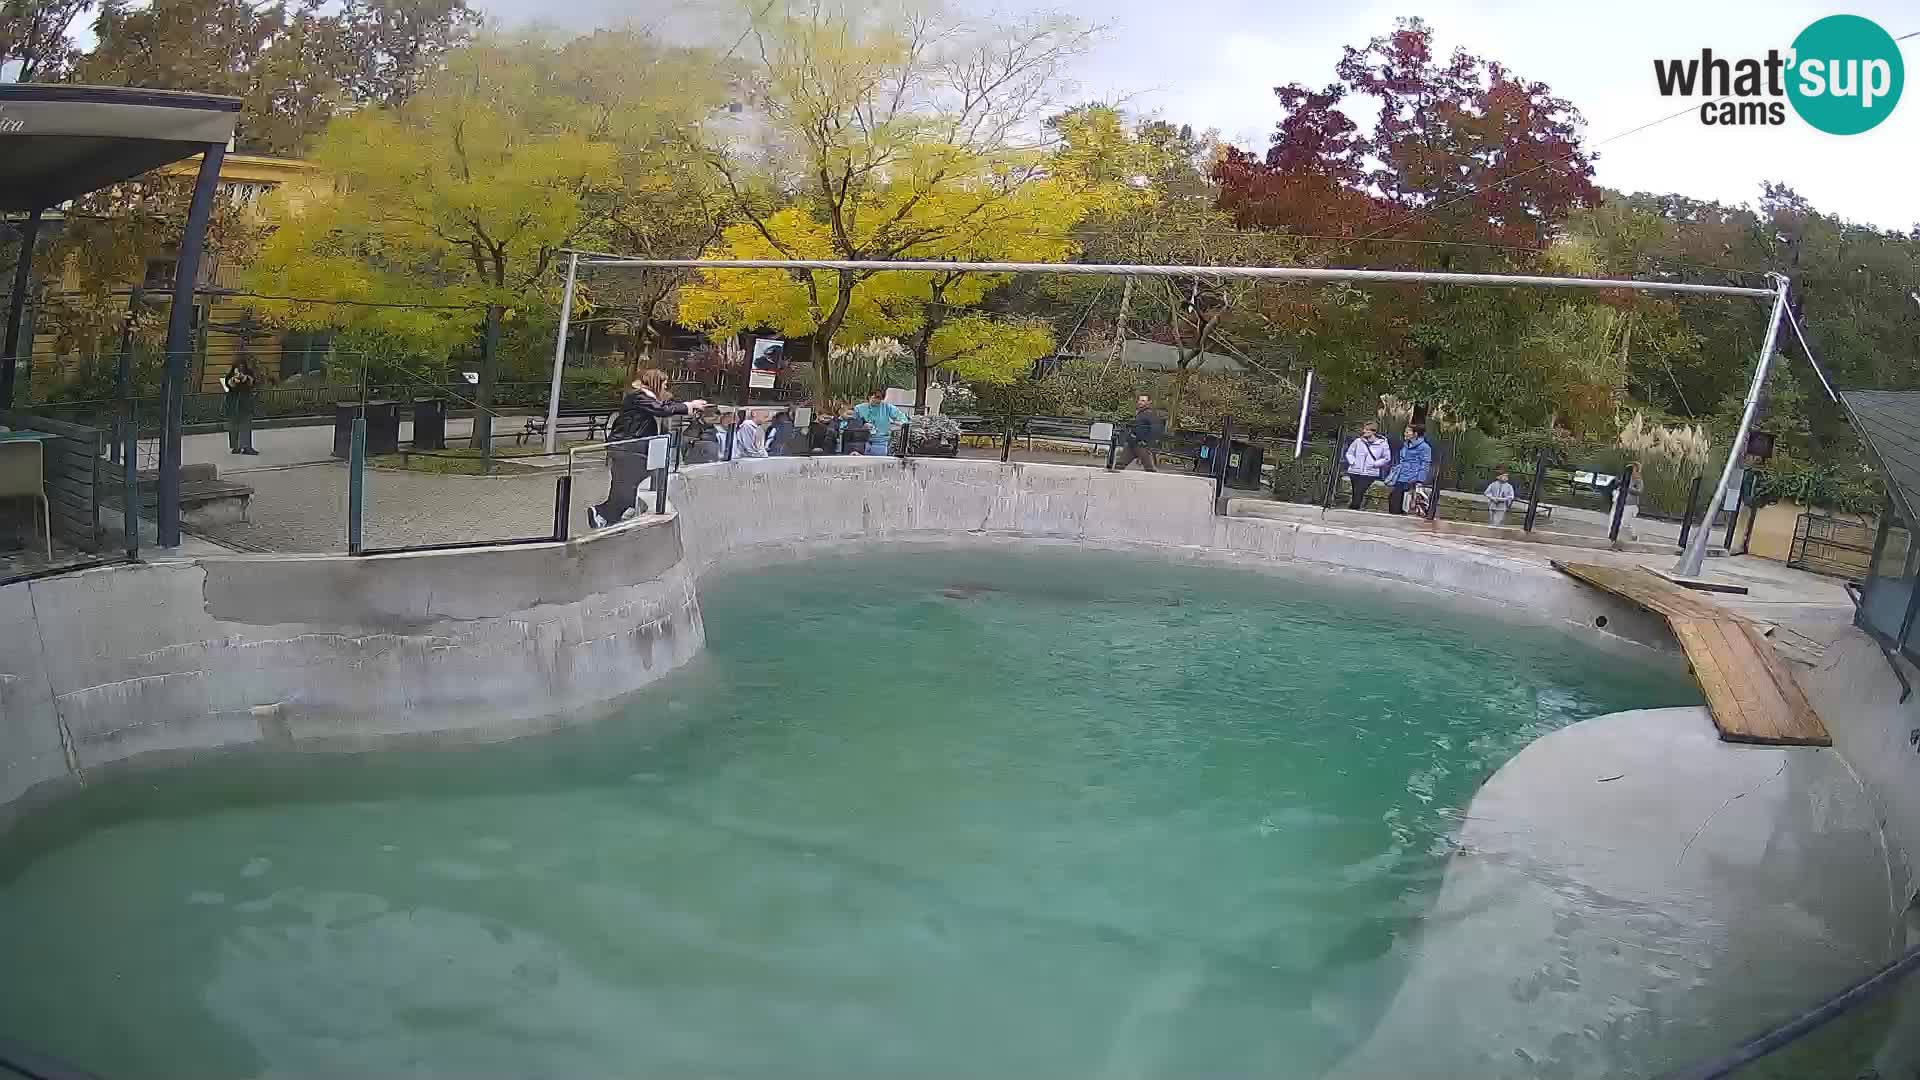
top-left (669, 456), bottom-right (1677, 649)
top-left (0, 514), bottom-right (702, 823)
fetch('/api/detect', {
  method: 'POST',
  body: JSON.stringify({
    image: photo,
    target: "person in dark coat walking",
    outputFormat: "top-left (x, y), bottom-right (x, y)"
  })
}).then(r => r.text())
top-left (1110, 394), bottom-right (1164, 471)
top-left (588, 369), bottom-right (705, 529)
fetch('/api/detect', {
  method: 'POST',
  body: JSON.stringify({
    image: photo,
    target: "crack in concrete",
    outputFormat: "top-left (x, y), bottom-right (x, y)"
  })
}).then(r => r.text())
top-left (1675, 759), bottom-right (1790, 869)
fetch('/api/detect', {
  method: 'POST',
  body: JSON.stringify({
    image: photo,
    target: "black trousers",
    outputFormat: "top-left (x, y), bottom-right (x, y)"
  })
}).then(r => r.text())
top-left (1346, 474), bottom-right (1377, 509)
top-left (594, 445), bottom-right (650, 522)
top-left (226, 395), bottom-right (255, 452)
top-left (1388, 482), bottom-right (1413, 515)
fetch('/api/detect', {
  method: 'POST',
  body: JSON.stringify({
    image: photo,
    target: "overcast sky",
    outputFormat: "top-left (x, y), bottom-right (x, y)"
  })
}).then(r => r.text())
top-left (490, 0), bottom-right (1918, 231)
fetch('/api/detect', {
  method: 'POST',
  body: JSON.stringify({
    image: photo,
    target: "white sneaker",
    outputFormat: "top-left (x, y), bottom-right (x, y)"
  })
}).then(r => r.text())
top-left (586, 507), bottom-right (606, 529)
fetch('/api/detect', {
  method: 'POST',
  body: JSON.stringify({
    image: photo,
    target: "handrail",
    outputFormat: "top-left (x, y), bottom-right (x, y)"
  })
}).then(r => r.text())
top-left (1660, 945), bottom-right (1920, 1080)
top-left (1843, 581), bottom-right (1913, 703)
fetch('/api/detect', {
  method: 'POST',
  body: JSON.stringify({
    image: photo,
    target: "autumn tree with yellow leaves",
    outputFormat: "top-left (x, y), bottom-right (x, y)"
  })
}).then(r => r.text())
top-left (678, 0), bottom-right (1100, 405)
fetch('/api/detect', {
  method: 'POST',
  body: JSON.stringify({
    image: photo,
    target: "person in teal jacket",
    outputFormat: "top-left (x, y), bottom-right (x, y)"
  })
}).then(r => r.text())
top-left (1387, 423), bottom-right (1431, 516)
top-left (852, 388), bottom-right (907, 456)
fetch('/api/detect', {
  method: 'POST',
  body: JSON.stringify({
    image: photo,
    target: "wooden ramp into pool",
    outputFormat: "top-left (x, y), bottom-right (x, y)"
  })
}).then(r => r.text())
top-left (1551, 561), bottom-right (1831, 747)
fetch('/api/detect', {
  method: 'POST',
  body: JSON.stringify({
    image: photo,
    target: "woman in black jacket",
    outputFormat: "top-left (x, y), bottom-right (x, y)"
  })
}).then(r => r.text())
top-left (588, 369), bottom-right (706, 529)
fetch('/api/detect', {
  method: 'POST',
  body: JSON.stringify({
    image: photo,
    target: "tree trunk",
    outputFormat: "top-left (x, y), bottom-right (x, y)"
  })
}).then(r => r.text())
top-left (1106, 275), bottom-right (1135, 367)
top-left (1167, 363), bottom-right (1192, 436)
top-left (810, 272), bottom-right (856, 402)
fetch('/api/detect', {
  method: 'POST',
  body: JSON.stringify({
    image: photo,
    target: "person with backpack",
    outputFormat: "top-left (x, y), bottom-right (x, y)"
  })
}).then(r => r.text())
top-left (587, 369), bottom-right (705, 529)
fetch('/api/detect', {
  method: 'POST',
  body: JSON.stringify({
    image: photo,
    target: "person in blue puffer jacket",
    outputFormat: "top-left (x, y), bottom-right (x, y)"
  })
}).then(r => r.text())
top-left (1386, 422), bottom-right (1431, 516)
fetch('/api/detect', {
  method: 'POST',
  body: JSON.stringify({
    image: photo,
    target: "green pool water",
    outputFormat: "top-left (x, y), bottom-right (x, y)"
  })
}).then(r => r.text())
top-left (0, 546), bottom-right (1699, 1079)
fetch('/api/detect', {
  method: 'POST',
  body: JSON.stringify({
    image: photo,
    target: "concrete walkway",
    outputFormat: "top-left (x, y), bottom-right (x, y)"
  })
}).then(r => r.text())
top-left (147, 420), bottom-right (610, 554)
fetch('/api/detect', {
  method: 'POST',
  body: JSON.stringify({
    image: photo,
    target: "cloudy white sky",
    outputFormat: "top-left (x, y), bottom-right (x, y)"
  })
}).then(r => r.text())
top-left (491, 0), bottom-right (1918, 231)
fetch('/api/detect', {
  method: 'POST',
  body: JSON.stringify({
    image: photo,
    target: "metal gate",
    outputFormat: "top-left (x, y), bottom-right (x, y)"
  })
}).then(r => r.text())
top-left (1787, 513), bottom-right (1874, 579)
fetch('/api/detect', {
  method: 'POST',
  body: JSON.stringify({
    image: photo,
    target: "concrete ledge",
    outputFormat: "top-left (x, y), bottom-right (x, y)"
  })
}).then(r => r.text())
top-left (0, 514), bottom-right (702, 823)
top-left (1334, 707), bottom-right (1901, 1079)
top-left (673, 457), bottom-right (1678, 652)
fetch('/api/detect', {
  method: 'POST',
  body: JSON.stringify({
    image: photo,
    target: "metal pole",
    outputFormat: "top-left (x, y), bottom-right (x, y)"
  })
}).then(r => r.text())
top-left (1293, 369), bottom-right (1314, 459)
top-left (1609, 464), bottom-right (1635, 542)
top-left (1106, 432), bottom-right (1118, 470)
top-left (655, 432), bottom-right (673, 515)
top-left (1723, 470), bottom-right (1750, 551)
top-left (1213, 415), bottom-right (1234, 511)
top-left (1678, 476), bottom-right (1703, 552)
top-left (347, 417), bottom-right (366, 555)
top-left (1741, 478), bottom-right (1764, 555)
top-left (1676, 274), bottom-right (1791, 578)
top-left (1523, 450), bottom-right (1547, 533)
top-left (563, 254), bottom-right (1778, 299)
top-left (1001, 422), bottom-right (1014, 463)
top-left (0, 207), bottom-right (43, 409)
top-left (111, 286), bottom-right (142, 466)
top-left (157, 143), bottom-right (225, 548)
top-left (542, 252), bottom-right (579, 455)
top-left (123, 400), bottom-right (139, 560)
top-left (478, 304), bottom-right (500, 474)
top-left (1425, 438), bottom-right (1442, 521)
top-left (552, 473), bottom-right (572, 540)
top-left (1324, 425), bottom-right (1343, 509)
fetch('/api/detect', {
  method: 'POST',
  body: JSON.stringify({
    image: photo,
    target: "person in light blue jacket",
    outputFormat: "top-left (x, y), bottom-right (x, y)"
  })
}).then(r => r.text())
top-left (1387, 422), bottom-right (1431, 516)
top-left (853, 388), bottom-right (907, 456)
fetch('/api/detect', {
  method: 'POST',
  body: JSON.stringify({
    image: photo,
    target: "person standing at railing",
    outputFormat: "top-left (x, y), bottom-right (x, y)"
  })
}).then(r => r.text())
top-left (588, 369), bottom-right (705, 530)
top-left (736, 410), bottom-right (769, 458)
top-left (853, 388), bottom-right (906, 457)
top-left (1386, 423), bottom-right (1431, 516)
top-left (222, 356), bottom-right (261, 456)
top-left (1342, 420), bottom-right (1392, 508)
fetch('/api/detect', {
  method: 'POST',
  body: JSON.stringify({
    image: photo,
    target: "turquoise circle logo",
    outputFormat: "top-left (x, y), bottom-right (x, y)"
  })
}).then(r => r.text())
top-left (1787, 15), bottom-right (1904, 134)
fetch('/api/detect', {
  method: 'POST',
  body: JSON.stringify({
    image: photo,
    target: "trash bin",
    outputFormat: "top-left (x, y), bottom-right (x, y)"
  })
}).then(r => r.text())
top-left (1226, 440), bottom-right (1264, 489)
top-left (1192, 435), bottom-right (1264, 489)
top-left (331, 401), bottom-right (402, 458)
top-left (412, 397), bottom-right (446, 450)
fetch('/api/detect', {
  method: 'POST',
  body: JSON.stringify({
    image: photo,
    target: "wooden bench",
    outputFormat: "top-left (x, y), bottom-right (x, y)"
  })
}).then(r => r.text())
top-left (518, 409), bottom-right (611, 446)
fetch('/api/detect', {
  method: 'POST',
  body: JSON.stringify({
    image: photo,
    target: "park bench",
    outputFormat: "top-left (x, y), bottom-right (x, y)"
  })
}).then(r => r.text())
top-left (518, 408), bottom-right (612, 446)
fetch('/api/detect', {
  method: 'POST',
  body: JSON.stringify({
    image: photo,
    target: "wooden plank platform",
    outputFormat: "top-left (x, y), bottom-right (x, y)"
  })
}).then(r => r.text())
top-left (1552, 561), bottom-right (1830, 747)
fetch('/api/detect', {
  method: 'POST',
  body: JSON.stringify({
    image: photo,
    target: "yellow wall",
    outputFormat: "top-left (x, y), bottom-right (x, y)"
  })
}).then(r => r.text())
top-left (30, 155), bottom-right (325, 397)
